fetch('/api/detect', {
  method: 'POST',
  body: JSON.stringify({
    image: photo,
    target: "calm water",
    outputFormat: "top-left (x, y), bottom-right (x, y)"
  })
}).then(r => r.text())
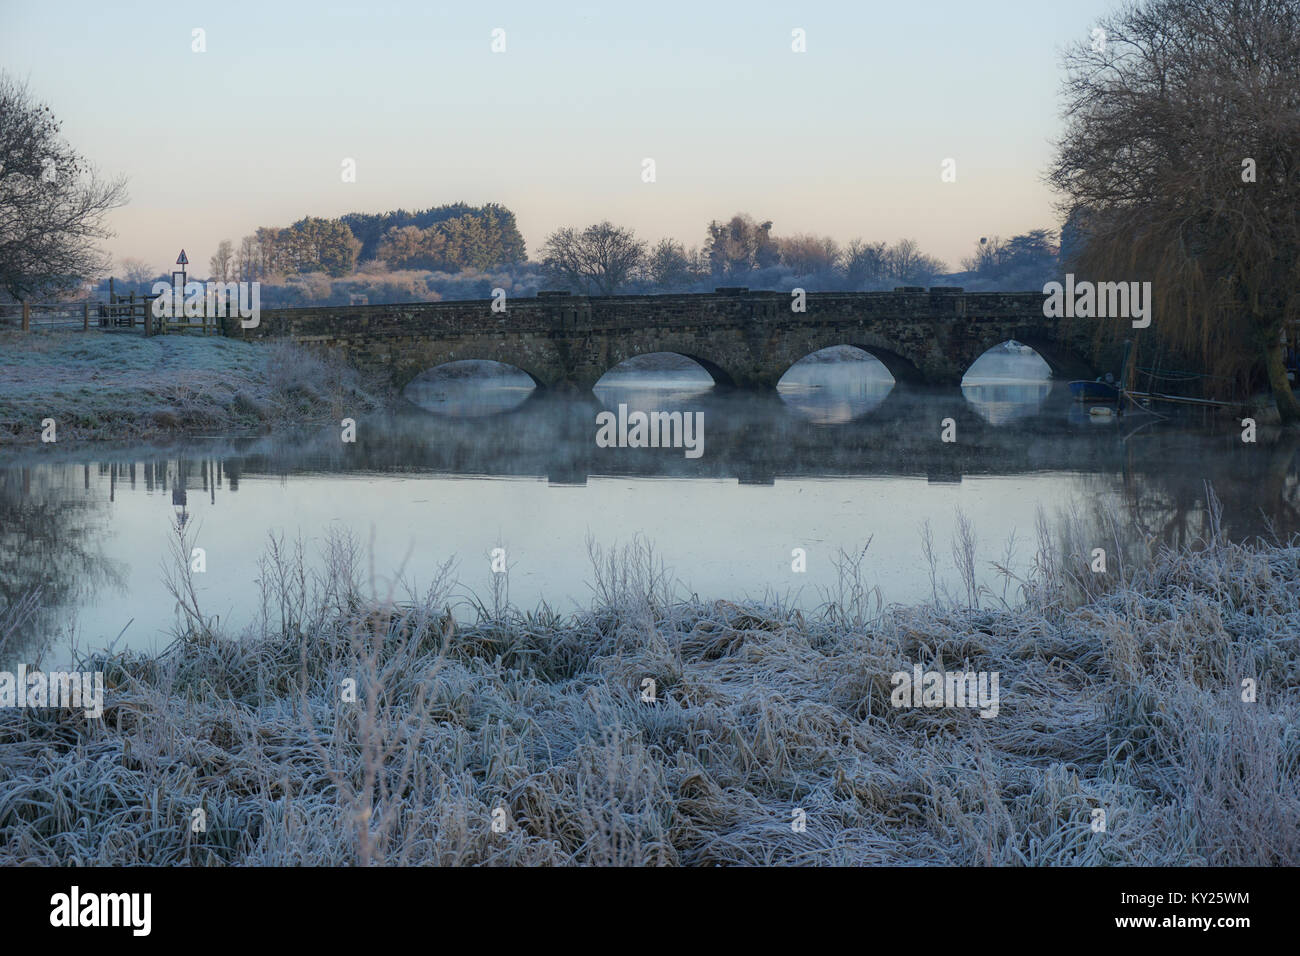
top-left (2, 350), bottom-right (1294, 669)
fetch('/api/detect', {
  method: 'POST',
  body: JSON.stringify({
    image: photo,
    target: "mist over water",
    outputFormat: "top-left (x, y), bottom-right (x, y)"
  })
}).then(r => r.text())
top-left (3, 345), bottom-right (1293, 671)
top-left (777, 347), bottom-right (896, 424)
top-left (593, 352), bottom-right (716, 412)
top-left (404, 360), bottom-right (537, 416)
top-left (961, 341), bottom-right (1054, 385)
top-left (961, 340), bottom-right (1055, 424)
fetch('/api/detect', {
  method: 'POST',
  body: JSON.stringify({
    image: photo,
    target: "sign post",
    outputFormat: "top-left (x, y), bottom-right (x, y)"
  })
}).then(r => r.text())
top-left (164, 249), bottom-right (189, 336)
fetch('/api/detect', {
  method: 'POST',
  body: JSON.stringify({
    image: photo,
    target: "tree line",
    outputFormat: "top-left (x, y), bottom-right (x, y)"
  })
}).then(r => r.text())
top-left (206, 203), bottom-right (529, 281)
top-left (195, 204), bottom-right (1047, 296)
top-left (538, 215), bottom-right (1056, 295)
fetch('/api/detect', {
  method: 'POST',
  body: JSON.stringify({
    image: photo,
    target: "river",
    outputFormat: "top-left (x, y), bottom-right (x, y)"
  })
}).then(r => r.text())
top-left (1, 349), bottom-right (1293, 669)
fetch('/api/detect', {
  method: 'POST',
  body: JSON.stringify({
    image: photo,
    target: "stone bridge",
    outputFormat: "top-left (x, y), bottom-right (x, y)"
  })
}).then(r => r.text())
top-left (234, 287), bottom-right (1114, 389)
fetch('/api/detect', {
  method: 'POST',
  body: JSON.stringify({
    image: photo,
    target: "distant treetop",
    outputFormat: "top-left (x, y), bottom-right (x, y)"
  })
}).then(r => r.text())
top-left (341, 202), bottom-right (527, 267)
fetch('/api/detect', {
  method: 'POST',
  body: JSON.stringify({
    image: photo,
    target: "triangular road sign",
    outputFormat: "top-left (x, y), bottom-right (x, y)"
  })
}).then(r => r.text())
top-left (176, 249), bottom-right (189, 265)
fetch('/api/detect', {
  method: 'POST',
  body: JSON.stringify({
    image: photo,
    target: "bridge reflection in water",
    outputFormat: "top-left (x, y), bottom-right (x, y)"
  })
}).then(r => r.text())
top-left (960, 339), bottom-right (1054, 424)
top-left (404, 343), bottom-right (1059, 432)
top-left (3, 376), bottom-right (1296, 669)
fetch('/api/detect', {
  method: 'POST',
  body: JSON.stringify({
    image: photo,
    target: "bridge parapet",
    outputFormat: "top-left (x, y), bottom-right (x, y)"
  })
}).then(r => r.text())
top-left (235, 288), bottom-right (1111, 389)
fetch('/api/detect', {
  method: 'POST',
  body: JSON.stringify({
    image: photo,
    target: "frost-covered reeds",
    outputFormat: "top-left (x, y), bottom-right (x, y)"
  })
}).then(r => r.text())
top-left (1, 495), bottom-right (1296, 865)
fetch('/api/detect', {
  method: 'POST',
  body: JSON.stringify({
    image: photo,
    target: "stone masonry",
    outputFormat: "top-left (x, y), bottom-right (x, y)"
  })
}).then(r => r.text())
top-left (230, 288), bottom-right (1117, 389)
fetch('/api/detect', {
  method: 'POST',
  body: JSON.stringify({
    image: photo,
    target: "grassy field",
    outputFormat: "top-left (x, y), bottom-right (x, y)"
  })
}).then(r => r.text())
top-left (0, 331), bottom-right (385, 444)
top-left (0, 503), bottom-right (1296, 866)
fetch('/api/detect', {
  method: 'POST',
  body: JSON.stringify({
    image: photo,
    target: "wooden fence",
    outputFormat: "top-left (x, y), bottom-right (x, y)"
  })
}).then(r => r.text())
top-left (0, 291), bottom-right (225, 335)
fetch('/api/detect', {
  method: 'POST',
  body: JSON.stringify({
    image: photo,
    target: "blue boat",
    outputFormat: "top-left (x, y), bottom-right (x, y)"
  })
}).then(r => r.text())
top-left (1069, 380), bottom-right (1120, 403)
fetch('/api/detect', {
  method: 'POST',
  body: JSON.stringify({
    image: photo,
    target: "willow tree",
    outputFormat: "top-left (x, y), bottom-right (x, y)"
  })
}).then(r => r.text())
top-left (1048, 0), bottom-right (1300, 421)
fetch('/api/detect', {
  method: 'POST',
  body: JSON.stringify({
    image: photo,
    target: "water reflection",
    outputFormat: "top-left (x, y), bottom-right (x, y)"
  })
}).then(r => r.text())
top-left (1067, 402), bottom-right (1120, 427)
top-left (0, 461), bottom-right (180, 668)
top-left (961, 340), bottom-right (1054, 424)
top-left (593, 353), bottom-right (715, 412)
top-left (3, 383), bottom-right (1297, 671)
top-left (778, 347), bottom-right (895, 423)
top-left (962, 381), bottom-right (1054, 424)
top-left (404, 360), bottom-right (536, 416)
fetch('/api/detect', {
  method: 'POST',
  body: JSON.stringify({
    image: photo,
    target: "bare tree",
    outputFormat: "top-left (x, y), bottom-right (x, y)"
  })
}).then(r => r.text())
top-left (962, 236), bottom-right (1007, 276)
top-left (541, 221), bottom-right (647, 295)
top-left (645, 238), bottom-right (700, 290)
top-left (236, 235), bottom-right (260, 281)
top-left (885, 238), bottom-right (946, 285)
top-left (118, 256), bottom-right (155, 285)
top-left (1048, 0), bottom-right (1300, 421)
top-left (779, 233), bottom-right (841, 275)
top-left (843, 238), bottom-right (889, 288)
top-left (0, 73), bottom-right (127, 301)
top-left (209, 239), bottom-right (234, 281)
top-left (961, 230), bottom-right (1057, 282)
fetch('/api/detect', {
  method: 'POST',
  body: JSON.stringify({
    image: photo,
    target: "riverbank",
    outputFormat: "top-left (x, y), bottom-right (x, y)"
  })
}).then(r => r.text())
top-left (0, 331), bottom-right (388, 445)
top-left (1, 516), bottom-right (1295, 866)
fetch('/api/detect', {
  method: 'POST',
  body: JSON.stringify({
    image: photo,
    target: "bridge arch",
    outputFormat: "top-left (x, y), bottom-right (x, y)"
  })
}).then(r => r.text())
top-left (402, 360), bottom-right (541, 416)
top-left (961, 340), bottom-right (1052, 384)
top-left (962, 335), bottom-right (1095, 382)
top-left (392, 347), bottom-right (555, 391)
top-left (776, 345), bottom-right (897, 381)
top-left (254, 289), bottom-right (1084, 391)
top-left (405, 358), bottom-right (545, 387)
top-left (776, 346), bottom-right (897, 422)
top-left (593, 350), bottom-right (738, 388)
top-left (773, 337), bottom-right (924, 385)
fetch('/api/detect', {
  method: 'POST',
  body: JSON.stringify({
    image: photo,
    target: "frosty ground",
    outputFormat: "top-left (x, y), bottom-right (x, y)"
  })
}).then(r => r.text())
top-left (0, 506), bottom-right (1295, 866)
top-left (0, 331), bottom-right (383, 444)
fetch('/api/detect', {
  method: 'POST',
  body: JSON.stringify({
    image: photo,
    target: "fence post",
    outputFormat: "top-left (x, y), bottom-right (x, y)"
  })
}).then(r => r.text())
top-left (135, 291), bottom-right (148, 337)
top-left (83, 302), bottom-right (90, 331)
top-left (20, 300), bottom-right (29, 332)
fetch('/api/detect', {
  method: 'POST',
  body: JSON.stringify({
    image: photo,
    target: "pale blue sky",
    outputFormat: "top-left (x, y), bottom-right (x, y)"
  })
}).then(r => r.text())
top-left (0, 0), bottom-right (1113, 275)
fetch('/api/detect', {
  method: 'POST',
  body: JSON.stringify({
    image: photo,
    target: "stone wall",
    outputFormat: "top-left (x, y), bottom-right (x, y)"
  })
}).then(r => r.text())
top-left (231, 288), bottom-right (1122, 388)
